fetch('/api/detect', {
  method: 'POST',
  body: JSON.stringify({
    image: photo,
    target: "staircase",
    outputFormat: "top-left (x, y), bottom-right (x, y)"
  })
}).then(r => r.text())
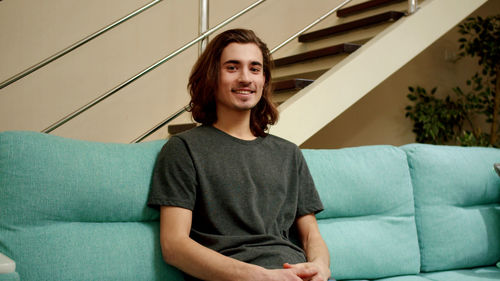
top-left (270, 0), bottom-right (487, 145)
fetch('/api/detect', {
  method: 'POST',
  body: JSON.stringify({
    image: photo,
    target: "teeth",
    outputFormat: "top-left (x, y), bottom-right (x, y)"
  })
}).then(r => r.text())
top-left (234, 90), bottom-right (252, 94)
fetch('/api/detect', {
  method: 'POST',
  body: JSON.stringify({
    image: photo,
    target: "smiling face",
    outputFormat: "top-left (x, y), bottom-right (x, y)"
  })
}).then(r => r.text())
top-left (215, 42), bottom-right (265, 115)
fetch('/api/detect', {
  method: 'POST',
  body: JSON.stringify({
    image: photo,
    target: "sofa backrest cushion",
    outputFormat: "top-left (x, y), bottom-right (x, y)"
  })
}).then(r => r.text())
top-left (0, 131), bottom-right (183, 280)
top-left (402, 144), bottom-right (500, 272)
top-left (303, 146), bottom-right (420, 280)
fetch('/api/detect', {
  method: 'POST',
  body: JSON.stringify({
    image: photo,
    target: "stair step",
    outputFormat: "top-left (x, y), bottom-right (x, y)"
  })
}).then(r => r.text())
top-left (272, 78), bottom-right (314, 92)
top-left (168, 123), bottom-right (197, 135)
top-left (298, 11), bottom-right (405, 42)
top-left (274, 43), bottom-right (361, 67)
top-left (337, 0), bottom-right (406, 17)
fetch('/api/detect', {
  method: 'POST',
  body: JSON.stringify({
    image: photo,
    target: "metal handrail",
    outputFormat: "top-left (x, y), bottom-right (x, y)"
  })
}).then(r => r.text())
top-left (42, 0), bottom-right (266, 134)
top-left (131, 105), bottom-right (191, 143)
top-left (132, 0), bottom-right (355, 143)
top-left (0, 0), bottom-right (162, 90)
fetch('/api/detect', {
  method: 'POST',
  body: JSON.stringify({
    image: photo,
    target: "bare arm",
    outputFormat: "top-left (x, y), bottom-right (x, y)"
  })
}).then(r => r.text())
top-left (284, 214), bottom-right (331, 281)
top-left (159, 206), bottom-right (310, 281)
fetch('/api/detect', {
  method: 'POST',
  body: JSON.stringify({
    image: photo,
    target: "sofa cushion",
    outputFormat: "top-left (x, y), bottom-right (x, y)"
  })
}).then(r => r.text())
top-left (375, 276), bottom-right (430, 281)
top-left (0, 273), bottom-right (20, 281)
top-left (0, 131), bottom-right (183, 280)
top-left (402, 144), bottom-right (500, 272)
top-left (374, 266), bottom-right (500, 281)
top-left (303, 146), bottom-right (420, 280)
top-left (420, 266), bottom-right (500, 281)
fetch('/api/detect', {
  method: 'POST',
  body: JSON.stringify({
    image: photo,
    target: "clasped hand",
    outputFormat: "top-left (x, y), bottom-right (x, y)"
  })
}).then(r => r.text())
top-left (264, 262), bottom-right (330, 281)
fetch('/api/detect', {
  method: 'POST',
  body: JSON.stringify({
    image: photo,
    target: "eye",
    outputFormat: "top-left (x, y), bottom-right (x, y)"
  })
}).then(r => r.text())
top-left (251, 67), bottom-right (262, 73)
top-left (226, 65), bottom-right (237, 71)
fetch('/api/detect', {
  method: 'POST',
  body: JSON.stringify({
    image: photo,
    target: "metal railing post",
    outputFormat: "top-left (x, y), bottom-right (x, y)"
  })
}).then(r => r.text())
top-left (199, 0), bottom-right (209, 55)
top-left (408, 0), bottom-right (418, 15)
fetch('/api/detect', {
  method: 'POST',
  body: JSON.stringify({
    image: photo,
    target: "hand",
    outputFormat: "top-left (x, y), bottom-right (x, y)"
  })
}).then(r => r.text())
top-left (258, 267), bottom-right (316, 281)
top-left (283, 262), bottom-right (330, 281)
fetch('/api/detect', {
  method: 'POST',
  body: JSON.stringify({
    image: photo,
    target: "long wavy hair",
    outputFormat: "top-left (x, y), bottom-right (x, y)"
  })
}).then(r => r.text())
top-left (188, 28), bottom-right (279, 137)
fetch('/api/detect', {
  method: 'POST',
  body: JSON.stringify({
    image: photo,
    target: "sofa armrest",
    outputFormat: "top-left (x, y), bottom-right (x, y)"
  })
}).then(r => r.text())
top-left (0, 253), bottom-right (16, 274)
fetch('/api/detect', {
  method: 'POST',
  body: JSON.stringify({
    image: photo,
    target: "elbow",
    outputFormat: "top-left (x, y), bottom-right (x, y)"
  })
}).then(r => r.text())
top-left (160, 239), bottom-right (179, 265)
top-left (160, 235), bottom-right (190, 266)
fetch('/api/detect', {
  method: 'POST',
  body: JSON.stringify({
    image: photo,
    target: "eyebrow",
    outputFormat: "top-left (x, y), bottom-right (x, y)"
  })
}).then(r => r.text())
top-left (223, 60), bottom-right (263, 67)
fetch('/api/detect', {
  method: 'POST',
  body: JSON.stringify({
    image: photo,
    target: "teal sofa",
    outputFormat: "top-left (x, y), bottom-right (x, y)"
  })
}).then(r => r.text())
top-left (0, 131), bottom-right (499, 281)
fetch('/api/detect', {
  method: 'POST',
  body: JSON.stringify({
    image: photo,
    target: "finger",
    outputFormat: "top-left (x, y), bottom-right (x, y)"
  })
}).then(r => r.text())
top-left (293, 267), bottom-right (318, 278)
top-left (284, 262), bottom-right (320, 277)
top-left (310, 275), bottom-right (325, 281)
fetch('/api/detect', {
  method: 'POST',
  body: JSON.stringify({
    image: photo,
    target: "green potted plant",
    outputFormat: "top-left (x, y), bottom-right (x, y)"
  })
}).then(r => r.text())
top-left (405, 15), bottom-right (499, 146)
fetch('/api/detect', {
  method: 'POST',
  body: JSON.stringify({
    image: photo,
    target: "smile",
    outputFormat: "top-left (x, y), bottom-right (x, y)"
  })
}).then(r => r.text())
top-left (232, 89), bottom-right (254, 95)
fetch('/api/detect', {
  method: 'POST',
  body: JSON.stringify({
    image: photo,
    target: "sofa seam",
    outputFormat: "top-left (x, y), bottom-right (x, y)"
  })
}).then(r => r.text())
top-left (405, 149), bottom-right (426, 273)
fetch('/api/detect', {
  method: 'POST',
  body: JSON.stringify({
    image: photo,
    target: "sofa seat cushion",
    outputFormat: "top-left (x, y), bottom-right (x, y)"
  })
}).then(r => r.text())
top-left (420, 266), bottom-right (500, 281)
top-left (0, 131), bottom-right (183, 280)
top-left (374, 276), bottom-right (430, 280)
top-left (303, 146), bottom-right (420, 281)
top-left (373, 266), bottom-right (500, 280)
top-left (0, 273), bottom-right (20, 281)
top-left (402, 144), bottom-right (500, 272)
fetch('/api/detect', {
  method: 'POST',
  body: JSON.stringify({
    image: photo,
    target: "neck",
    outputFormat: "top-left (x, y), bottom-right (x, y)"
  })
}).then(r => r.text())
top-left (213, 109), bottom-right (256, 141)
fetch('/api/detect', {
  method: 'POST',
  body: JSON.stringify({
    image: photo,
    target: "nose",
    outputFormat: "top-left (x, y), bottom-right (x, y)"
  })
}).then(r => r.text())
top-left (238, 68), bottom-right (251, 83)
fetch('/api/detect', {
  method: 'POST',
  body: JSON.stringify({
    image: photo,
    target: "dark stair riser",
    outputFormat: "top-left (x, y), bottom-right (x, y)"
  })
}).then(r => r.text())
top-left (273, 43), bottom-right (361, 67)
top-left (168, 123), bottom-right (197, 135)
top-left (299, 11), bottom-right (405, 42)
top-left (272, 79), bottom-right (314, 92)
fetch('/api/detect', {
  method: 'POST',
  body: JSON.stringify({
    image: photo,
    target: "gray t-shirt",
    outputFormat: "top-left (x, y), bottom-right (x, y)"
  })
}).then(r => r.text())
top-left (147, 125), bottom-right (323, 275)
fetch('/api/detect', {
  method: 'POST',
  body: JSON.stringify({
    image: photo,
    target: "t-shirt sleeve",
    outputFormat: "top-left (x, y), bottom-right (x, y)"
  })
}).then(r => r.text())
top-left (147, 136), bottom-right (197, 210)
top-left (295, 147), bottom-right (324, 217)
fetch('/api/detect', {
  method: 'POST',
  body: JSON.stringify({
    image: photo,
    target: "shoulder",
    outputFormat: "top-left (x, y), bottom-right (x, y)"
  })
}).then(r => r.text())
top-left (173, 125), bottom-right (207, 140)
top-left (173, 125), bottom-right (223, 142)
top-left (158, 126), bottom-right (209, 155)
top-left (265, 133), bottom-right (299, 148)
top-left (161, 125), bottom-right (226, 158)
top-left (163, 125), bottom-right (212, 148)
top-left (263, 133), bottom-right (301, 155)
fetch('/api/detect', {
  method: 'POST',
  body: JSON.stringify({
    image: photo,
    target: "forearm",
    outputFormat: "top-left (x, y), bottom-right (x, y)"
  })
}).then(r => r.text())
top-left (283, 233), bottom-right (331, 281)
top-left (159, 206), bottom-right (267, 281)
top-left (296, 214), bottom-right (331, 279)
top-left (163, 235), bottom-right (264, 281)
top-left (303, 232), bottom-right (330, 275)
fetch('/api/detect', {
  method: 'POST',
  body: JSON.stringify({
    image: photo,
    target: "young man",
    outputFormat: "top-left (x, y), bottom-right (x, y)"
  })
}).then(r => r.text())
top-left (148, 29), bottom-right (331, 281)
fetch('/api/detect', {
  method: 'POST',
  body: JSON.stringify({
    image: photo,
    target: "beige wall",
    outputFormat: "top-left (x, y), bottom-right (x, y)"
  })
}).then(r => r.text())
top-left (301, 0), bottom-right (500, 149)
top-left (0, 0), bottom-right (199, 142)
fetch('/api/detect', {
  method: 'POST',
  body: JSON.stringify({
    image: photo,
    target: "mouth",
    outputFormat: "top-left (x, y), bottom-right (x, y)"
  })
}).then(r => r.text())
top-left (232, 89), bottom-right (255, 95)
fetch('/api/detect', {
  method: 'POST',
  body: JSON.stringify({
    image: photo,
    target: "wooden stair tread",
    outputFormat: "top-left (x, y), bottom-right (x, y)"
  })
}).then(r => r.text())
top-left (272, 78), bottom-right (314, 92)
top-left (274, 43), bottom-right (361, 67)
top-left (168, 123), bottom-right (197, 135)
top-left (298, 11), bottom-right (405, 42)
top-left (337, 0), bottom-right (406, 17)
